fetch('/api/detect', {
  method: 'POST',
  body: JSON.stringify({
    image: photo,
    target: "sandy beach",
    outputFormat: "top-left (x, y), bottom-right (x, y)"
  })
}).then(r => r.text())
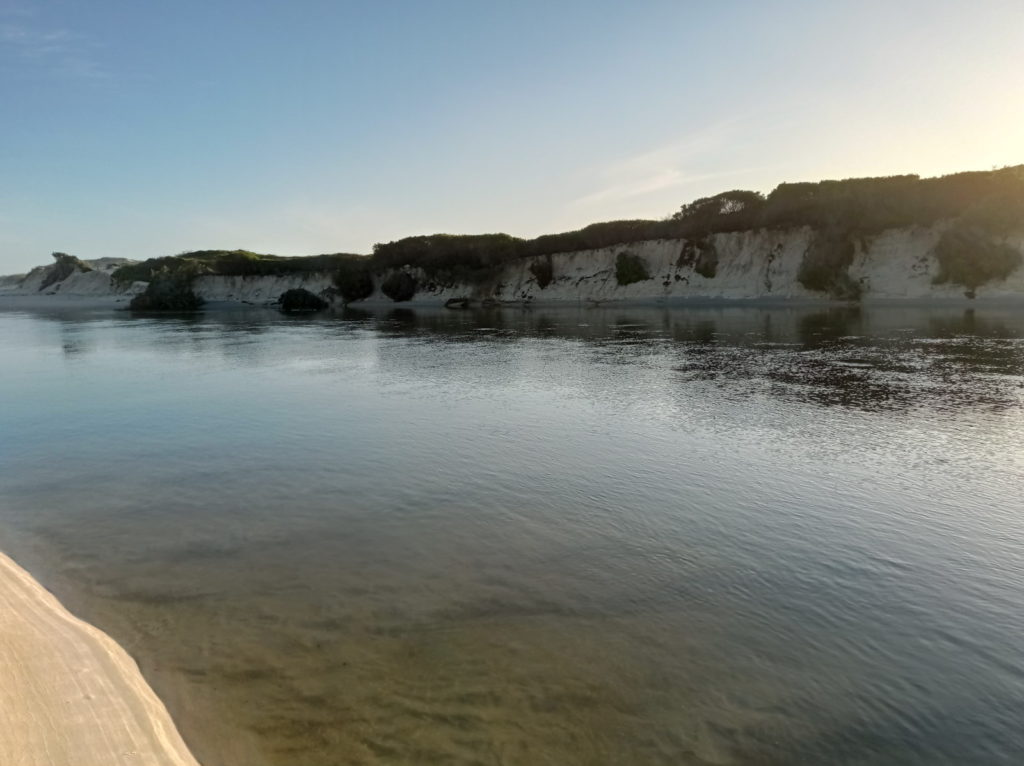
top-left (0, 552), bottom-right (200, 766)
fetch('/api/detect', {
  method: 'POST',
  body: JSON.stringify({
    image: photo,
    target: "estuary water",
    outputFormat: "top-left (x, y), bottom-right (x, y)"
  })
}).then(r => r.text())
top-left (1, 303), bottom-right (1022, 766)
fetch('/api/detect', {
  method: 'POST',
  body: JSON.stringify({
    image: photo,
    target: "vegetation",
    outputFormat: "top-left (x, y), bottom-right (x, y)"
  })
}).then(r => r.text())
top-left (102, 166), bottom-right (1022, 303)
top-left (129, 265), bottom-right (204, 311)
top-left (669, 166), bottom-right (1024, 238)
top-left (371, 234), bottom-right (523, 285)
top-left (529, 256), bottom-right (553, 288)
top-left (797, 228), bottom-right (861, 299)
top-left (381, 271), bottom-right (416, 302)
top-left (933, 225), bottom-right (1021, 295)
top-left (279, 288), bottom-right (328, 313)
top-left (615, 251), bottom-right (650, 286)
top-left (693, 241), bottom-right (718, 279)
top-left (523, 220), bottom-right (675, 257)
top-left (40, 251), bottom-right (91, 291)
top-left (112, 250), bottom-right (361, 286)
top-left (333, 258), bottom-right (374, 302)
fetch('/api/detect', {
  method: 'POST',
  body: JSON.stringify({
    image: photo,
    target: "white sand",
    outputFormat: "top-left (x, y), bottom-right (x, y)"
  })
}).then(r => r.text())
top-left (0, 553), bottom-right (200, 766)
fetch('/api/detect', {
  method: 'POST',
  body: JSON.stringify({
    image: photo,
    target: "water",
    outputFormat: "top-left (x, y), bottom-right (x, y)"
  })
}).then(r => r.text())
top-left (1, 304), bottom-right (1023, 765)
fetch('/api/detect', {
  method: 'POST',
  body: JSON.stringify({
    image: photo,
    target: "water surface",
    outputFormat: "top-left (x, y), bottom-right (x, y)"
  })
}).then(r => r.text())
top-left (1, 304), bottom-right (1023, 765)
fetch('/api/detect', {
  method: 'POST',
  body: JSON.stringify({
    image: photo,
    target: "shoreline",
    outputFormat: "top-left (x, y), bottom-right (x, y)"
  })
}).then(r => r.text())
top-left (3, 292), bottom-right (1024, 315)
top-left (0, 551), bottom-right (201, 766)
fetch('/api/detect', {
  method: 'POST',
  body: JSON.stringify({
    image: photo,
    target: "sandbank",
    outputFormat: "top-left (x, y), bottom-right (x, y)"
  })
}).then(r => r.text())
top-left (0, 552), bottom-right (200, 766)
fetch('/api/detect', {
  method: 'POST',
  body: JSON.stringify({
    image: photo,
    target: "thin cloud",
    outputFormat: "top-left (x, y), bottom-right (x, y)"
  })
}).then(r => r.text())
top-left (0, 1), bottom-right (34, 17)
top-left (0, 19), bottom-right (108, 80)
top-left (569, 120), bottom-right (765, 210)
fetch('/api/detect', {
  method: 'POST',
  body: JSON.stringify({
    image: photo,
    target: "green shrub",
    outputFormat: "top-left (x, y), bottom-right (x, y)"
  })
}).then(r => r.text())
top-left (40, 252), bottom-right (92, 291)
top-left (279, 288), bottom-right (328, 312)
top-left (529, 256), bottom-right (553, 288)
top-left (615, 251), bottom-right (650, 285)
top-left (797, 229), bottom-right (861, 299)
top-left (381, 271), bottom-right (416, 302)
top-left (129, 270), bottom-right (203, 311)
top-left (933, 226), bottom-right (1022, 293)
top-left (333, 258), bottom-right (374, 302)
top-left (694, 241), bottom-right (718, 278)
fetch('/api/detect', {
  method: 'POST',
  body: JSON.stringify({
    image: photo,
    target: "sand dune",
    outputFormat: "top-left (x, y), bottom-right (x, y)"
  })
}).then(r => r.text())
top-left (0, 553), bottom-right (200, 766)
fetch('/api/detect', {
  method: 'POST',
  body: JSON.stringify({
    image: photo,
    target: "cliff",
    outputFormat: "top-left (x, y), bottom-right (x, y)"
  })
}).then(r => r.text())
top-left (349, 224), bottom-right (1024, 306)
top-left (2, 222), bottom-right (1024, 309)
top-left (3, 166), bottom-right (1023, 309)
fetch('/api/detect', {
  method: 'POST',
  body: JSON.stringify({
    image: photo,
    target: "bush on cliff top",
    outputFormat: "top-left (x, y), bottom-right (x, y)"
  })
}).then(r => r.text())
top-left (671, 166), bottom-right (1024, 238)
top-left (371, 233), bottom-right (523, 285)
top-left (112, 250), bottom-right (362, 286)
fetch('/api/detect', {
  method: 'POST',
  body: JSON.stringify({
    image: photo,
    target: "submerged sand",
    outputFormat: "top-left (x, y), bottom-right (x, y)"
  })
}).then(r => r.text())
top-left (0, 552), bottom-right (200, 766)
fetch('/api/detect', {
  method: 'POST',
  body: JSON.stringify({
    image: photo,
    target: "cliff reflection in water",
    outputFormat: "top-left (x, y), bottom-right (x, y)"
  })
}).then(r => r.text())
top-left (352, 304), bottom-right (1024, 414)
top-left (16, 302), bottom-right (1024, 416)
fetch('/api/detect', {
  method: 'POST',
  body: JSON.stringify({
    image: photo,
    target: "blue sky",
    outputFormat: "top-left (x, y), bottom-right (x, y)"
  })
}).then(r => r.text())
top-left (1, 0), bottom-right (1022, 272)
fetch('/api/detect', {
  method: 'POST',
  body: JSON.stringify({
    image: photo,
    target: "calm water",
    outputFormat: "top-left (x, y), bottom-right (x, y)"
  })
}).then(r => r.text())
top-left (1, 304), bottom-right (1023, 766)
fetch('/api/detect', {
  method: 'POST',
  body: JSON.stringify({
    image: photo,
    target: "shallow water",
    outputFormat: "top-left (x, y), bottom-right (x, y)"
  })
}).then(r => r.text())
top-left (1, 304), bottom-right (1023, 765)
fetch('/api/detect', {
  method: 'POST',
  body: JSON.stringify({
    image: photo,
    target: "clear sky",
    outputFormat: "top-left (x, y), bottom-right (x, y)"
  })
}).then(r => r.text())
top-left (1, 0), bottom-right (1022, 273)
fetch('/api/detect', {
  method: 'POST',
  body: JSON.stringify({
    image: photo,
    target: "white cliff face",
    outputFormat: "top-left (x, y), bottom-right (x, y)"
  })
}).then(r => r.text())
top-left (3, 223), bottom-right (1023, 308)
top-left (192, 272), bottom-right (338, 304)
top-left (384, 225), bottom-right (1024, 305)
top-left (480, 230), bottom-right (820, 304)
top-left (846, 227), bottom-right (1024, 300)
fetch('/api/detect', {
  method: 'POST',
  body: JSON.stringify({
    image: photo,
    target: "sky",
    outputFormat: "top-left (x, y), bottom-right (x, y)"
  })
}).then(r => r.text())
top-left (1, 0), bottom-right (1022, 273)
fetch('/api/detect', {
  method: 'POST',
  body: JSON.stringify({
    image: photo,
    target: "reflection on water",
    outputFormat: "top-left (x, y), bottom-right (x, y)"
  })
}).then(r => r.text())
top-left (1, 304), bottom-right (1023, 766)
